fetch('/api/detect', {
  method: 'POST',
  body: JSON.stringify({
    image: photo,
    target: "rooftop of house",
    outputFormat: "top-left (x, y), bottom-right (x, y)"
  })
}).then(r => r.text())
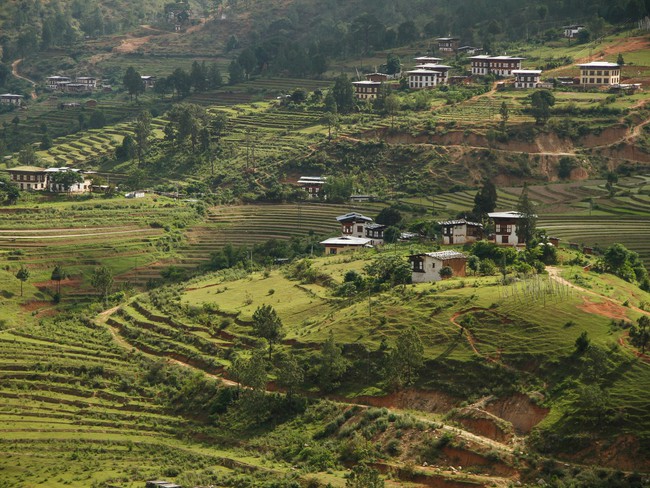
top-left (437, 37), bottom-right (460, 41)
top-left (44, 167), bottom-right (84, 173)
top-left (512, 69), bottom-right (542, 74)
top-left (352, 80), bottom-right (383, 85)
top-left (415, 63), bottom-right (452, 70)
top-left (470, 55), bottom-right (526, 61)
top-left (336, 212), bottom-right (373, 223)
top-left (488, 211), bottom-right (534, 219)
top-left (414, 56), bottom-right (442, 62)
top-left (0, 93), bottom-right (23, 98)
top-left (297, 176), bottom-right (327, 184)
top-left (438, 219), bottom-right (482, 227)
top-left (578, 61), bottom-right (620, 68)
top-left (411, 250), bottom-right (467, 260)
top-left (7, 166), bottom-right (46, 173)
top-left (407, 69), bottom-right (447, 75)
top-left (365, 223), bottom-right (387, 230)
top-left (320, 236), bottom-right (373, 246)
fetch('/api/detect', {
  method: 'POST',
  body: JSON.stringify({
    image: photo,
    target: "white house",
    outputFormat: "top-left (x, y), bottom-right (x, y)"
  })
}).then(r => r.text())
top-left (437, 37), bottom-right (460, 54)
top-left (488, 211), bottom-right (533, 246)
top-left (46, 76), bottom-right (71, 90)
top-left (407, 66), bottom-right (451, 89)
top-left (414, 56), bottom-right (442, 64)
top-left (44, 168), bottom-right (92, 193)
top-left (320, 236), bottom-right (372, 255)
top-left (409, 250), bottom-right (467, 283)
top-left (470, 55), bottom-right (525, 77)
top-left (438, 219), bottom-right (483, 245)
top-left (563, 24), bottom-right (585, 38)
top-left (578, 61), bottom-right (621, 86)
top-left (297, 176), bottom-right (327, 199)
top-left (0, 94), bottom-right (23, 106)
top-left (513, 69), bottom-right (542, 89)
top-left (352, 80), bottom-right (382, 100)
top-left (337, 212), bottom-right (374, 238)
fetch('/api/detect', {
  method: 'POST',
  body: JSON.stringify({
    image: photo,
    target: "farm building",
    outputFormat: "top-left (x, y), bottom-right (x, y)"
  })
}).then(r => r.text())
top-left (513, 70), bottom-right (542, 89)
top-left (352, 80), bottom-right (382, 100)
top-left (458, 46), bottom-right (482, 55)
top-left (6, 166), bottom-right (92, 193)
top-left (406, 65), bottom-right (451, 89)
top-left (337, 212), bottom-right (374, 238)
top-left (297, 176), bottom-right (326, 199)
top-left (334, 212), bottom-right (385, 245)
top-left (364, 223), bottom-right (386, 246)
top-left (409, 250), bottom-right (467, 283)
top-left (488, 211), bottom-right (534, 246)
top-left (438, 219), bottom-right (483, 245)
top-left (46, 76), bottom-right (71, 90)
top-left (365, 72), bottom-right (389, 82)
top-left (437, 37), bottom-right (460, 54)
top-left (563, 24), bottom-right (585, 38)
top-left (0, 94), bottom-right (23, 106)
top-left (470, 55), bottom-right (525, 77)
top-left (141, 75), bottom-right (156, 88)
top-left (145, 482), bottom-right (182, 488)
top-left (578, 61), bottom-right (621, 86)
top-left (320, 236), bottom-right (373, 255)
top-left (6, 166), bottom-right (48, 190)
top-left (414, 56), bottom-right (443, 64)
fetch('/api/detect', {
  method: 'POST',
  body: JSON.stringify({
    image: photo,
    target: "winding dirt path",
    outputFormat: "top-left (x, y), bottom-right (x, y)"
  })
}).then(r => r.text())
top-left (11, 59), bottom-right (37, 99)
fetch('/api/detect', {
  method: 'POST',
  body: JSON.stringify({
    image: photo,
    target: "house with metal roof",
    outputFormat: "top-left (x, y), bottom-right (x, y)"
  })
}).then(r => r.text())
top-left (408, 250), bottom-right (467, 282)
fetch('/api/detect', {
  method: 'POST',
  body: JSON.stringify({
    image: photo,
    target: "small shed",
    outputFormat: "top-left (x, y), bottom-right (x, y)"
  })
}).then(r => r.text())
top-left (409, 250), bottom-right (467, 283)
top-left (320, 236), bottom-right (372, 255)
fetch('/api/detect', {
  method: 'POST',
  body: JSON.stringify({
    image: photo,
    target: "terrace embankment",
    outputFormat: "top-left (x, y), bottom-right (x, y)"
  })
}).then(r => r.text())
top-left (358, 124), bottom-right (650, 168)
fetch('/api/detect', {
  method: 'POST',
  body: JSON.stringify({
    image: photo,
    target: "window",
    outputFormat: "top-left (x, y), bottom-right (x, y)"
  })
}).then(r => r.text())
top-left (343, 225), bottom-right (352, 234)
top-left (413, 260), bottom-right (424, 272)
top-left (330, 248), bottom-right (337, 255)
top-left (431, 262), bottom-right (436, 269)
top-left (357, 225), bottom-right (363, 233)
top-left (501, 235), bottom-right (509, 244)
top-left (498, 224), bottom-right (512, 234)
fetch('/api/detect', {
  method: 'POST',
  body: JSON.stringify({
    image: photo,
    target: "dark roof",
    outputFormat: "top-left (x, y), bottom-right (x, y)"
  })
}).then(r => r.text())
top-left (365, 223), bottom-right (386, 230)
top-left (438, 219), bottom-right (482, 227)
top-left (336, 212), bottom-right (373, 223)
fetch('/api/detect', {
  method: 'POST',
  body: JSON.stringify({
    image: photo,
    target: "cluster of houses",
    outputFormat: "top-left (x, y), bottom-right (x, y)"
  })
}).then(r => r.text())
top-left (319, 210), bottom-right (555, 283)
top-left (46, 76), bottom-right (101, 93)
top-left (5, 166), bottom-right (93, 193)
top-left (0, 93), bottom-right (24, 107)
top-left (351, 32), bottom-right (635, 100)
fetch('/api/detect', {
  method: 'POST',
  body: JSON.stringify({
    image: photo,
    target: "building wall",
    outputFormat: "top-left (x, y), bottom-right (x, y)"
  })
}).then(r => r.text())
top-left (412, 256), bottom-right (467, 282)
top-left (492, 218), bottom-right (523, 246)
top-left (325, 244), bottom-right (363, 255)
top-left (580, 68), bottom-right (620, 85)
top-left (342, 222), bottom-right (367, 238)
top-left (441, 224), bottom-right (482, 245)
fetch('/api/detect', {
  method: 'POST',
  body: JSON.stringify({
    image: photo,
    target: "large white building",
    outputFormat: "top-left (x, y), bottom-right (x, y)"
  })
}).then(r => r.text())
top-left (578, 61), bottom-right (621, 86)
top-left (513, 69), bottom-right (542, 89)
top-left (470, 55), bottom-right (525, 77)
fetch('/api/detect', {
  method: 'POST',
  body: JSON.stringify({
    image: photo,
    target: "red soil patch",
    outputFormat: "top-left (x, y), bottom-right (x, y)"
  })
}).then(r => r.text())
top-left (441, 446), bottom-right (516, 477)
top-left (485, 394), bottom-right (548, 434)
top-left (348, 388), bottom-right (458, 414)
top-left (618, 333), bottom-right (650, 363)
top-left (20, 300), bottom-right (52, 312)
top-left (575, 36), bottom-right (650, 64)
top-left (577, 296), bottom-right (629, 320)
top-left (453, 413), bottom-right (513, 443)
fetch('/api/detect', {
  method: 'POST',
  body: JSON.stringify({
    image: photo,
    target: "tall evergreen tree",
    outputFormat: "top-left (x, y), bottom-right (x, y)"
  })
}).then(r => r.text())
top-left (472, 179), bottom-right (498, 219)
top-left (516, 183), bottom-right (537, 248)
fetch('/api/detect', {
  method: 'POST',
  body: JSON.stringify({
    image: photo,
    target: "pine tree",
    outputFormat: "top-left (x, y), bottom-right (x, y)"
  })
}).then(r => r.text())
top-left (516, 183), bottom-right (537, 248)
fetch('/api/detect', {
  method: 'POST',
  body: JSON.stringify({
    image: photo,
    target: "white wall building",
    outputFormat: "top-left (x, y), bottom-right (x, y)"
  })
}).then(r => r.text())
top-left (513, 69), bottom-right (542, 89)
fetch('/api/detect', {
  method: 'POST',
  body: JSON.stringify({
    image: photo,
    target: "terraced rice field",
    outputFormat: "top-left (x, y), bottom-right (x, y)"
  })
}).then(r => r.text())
top-left (0, 196), bottom-right (199, 301)
top-left (0, 309), bottom-right (261, 486)
top-left (118, 202), bottom-right (386, 287)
